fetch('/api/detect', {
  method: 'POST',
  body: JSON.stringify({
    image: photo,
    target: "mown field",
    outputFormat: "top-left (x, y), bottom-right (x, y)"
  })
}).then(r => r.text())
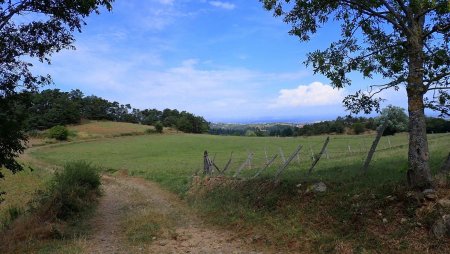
top-left (4, 127), bottom-right (450, 253)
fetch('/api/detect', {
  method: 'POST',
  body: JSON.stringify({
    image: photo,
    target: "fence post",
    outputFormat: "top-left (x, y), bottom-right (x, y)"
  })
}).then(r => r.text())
top-left (203, 151), bottom-right (212, 175)
top-left (274, 145), bottom-right (303, 182)
top-left (308, 137), bottom-right (330, 175)
top-left (222, 152), bottom-right (233, 174)
top-left (362, 120), bottom-right (389, 172)
top-left (253, 154), bottom-right (278, 179)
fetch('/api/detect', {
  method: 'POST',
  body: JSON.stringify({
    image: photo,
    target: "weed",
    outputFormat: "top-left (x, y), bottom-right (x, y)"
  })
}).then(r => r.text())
top-left (41, 161), bottom-right (101, 220)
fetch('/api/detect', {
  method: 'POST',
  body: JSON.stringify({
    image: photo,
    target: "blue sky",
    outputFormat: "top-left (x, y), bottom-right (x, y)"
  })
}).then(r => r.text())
top-left (34, 0), bottom-right (410, 123)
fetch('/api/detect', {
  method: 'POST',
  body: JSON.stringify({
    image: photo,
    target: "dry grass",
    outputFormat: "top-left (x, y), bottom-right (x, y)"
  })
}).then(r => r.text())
top-left (68, 120), bottom-right (151, 138)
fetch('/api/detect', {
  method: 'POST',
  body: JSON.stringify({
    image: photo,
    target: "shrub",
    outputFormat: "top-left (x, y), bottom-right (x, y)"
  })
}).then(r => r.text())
top-left (48, 125), bottom-right (69, 140)
top-left (352, 122), bottom-right (365, 135)
top-left (41, 161), bottom-right (101, 220)
top-left (155, 122), bottom-right (163, 133)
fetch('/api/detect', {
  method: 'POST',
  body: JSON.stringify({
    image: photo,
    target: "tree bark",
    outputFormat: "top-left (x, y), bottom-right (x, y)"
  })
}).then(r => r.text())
top-left (406, 15), bottom-right (433, 189)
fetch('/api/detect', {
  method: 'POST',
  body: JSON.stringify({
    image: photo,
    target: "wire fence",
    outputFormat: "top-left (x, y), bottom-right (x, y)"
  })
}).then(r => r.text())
top-left (196, 133), bottom-right (450, 180)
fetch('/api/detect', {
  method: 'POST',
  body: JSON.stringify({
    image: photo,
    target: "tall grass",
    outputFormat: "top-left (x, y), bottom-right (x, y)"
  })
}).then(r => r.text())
top-left (0, 161), bottom-right (101, 253)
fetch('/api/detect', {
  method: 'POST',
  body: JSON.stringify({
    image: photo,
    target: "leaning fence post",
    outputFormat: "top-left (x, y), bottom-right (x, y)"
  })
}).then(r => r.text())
top-left (222, 152), bottom-right (233, 174)
top-left (308, 137), bottom-right (330, 175)
top-left (362, 120), bottom-right (389, 172)
top-left (274, 145), bottom-right (303, 182)
top-left (252, 154), bottom-right (278, 179)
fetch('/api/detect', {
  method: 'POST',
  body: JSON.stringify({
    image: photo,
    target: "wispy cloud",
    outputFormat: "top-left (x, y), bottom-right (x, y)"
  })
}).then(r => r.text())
top-left (209, 1), bottom-right (236, 10)
top-left (271, 82), bottom-right (345, 108)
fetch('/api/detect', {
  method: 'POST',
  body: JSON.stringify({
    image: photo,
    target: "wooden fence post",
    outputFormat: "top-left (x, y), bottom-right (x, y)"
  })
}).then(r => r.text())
top-left (274, 145), bottom-right (303, 182)
top-left (308, 137), bottom-right (330, 175)
top-left (252, 154), bottom-right (278, 179)
top-left (203, 150), bottom-right (212, 175)
top-left (222, 152), bottom-right (233, 173)
top-left (362, 120), bottom-right (389, 172)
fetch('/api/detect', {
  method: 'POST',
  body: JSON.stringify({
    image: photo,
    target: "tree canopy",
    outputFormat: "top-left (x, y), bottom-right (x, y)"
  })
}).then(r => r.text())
top-left (261, 0), bottom-right (449, 188)
top-left (0, 0), bottom-right (114, 174)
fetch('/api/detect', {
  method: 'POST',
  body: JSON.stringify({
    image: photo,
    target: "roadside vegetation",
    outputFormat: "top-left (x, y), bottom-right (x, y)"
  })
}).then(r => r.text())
top-left (0, 161), bottom-right (101, 253)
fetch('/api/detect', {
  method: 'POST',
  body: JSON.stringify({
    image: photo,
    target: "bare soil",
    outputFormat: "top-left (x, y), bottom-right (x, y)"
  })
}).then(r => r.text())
top-left (80, 173), bottom-right (266, 254)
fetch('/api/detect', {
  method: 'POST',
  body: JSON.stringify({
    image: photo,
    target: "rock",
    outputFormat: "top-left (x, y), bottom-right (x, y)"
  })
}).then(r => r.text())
top-left (432, 214), bottom-right (450, 239)
top-left (306, 182), bottom-right (327, 193)
top-left (425, 193), bottom-right (438, 201)
top-left (382, 218), bottom-right (388, 224)
top-left (400, 218), bottom-right (408, 224)
top-left (438, 199), bottom-right (450, 208)
top-left (385, 195), bottom-right (396, 201)
top-left (159, 240), bottom-right (168, 246)
top-left (422, 189), bottom-right (437, 201)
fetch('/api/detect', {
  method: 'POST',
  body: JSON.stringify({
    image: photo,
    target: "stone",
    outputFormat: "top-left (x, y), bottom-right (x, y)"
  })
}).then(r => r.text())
top-left (306, 182), bottom-right (327, 193)
top-left (422, 189), bottom-right (437, 201)
top-left (437, 199), bottom-right (450, 208)
top-left (400, 218), bottom-right (408, 224)
top-left (432, 214), bottom-right (450, 239)
top-left (422, 189), bottom-right (435, 195)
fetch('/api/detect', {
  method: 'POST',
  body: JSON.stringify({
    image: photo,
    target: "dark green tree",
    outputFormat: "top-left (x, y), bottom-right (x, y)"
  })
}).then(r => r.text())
top-left (262, 0), bottom-right (449, 189)
top-left (0, 0), bottom-right (113, 174)
top-left (27, 89), bottom-right (81, 130)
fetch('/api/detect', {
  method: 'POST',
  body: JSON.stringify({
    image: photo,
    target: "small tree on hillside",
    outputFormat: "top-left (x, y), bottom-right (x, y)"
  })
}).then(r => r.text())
top-left (377, 105), bottom-right (409, 135)
top-left (155, 122), bottom-right (164, 133)
top-left (262, 0), bottom-right (449, 189)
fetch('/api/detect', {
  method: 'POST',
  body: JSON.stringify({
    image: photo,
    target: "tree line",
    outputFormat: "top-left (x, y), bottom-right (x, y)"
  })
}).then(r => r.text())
top-left (16, 89), bottom-right (210, 134)
top-left (210, 106), bottom-right (449, 137)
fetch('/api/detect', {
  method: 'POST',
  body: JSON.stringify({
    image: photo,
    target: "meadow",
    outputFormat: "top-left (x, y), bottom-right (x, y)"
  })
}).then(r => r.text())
top-left (30, 132), bottom-right (449, 194)
top-left (4, 129), bottom-right (450, 253)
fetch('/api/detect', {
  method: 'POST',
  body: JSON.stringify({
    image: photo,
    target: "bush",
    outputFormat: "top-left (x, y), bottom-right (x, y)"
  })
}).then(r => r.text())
top-left (155, 122), bottom-right (163, 133)
top-left (48, 125), bottom-right (69, 140)
top-left (41, 161), bottom-right (101, 220)
top-left (352, 122), bottom-right (365, 135)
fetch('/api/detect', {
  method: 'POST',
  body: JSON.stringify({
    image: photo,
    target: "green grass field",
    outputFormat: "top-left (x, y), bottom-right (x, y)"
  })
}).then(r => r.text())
top-left (30, 133), bottom-right (449, 193)
top-left (13, 130), bottom-right (450, 252)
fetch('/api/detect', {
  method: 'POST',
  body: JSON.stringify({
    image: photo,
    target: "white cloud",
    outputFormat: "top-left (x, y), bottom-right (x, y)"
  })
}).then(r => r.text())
top-left (271, 82), bottom-right (345, 108)
top-left (209, 1), bottom-right (236, 10)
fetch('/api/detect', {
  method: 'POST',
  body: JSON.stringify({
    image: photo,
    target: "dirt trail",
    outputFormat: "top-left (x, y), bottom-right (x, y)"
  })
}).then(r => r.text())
top-left (80, 173), bottom-right (265, 254)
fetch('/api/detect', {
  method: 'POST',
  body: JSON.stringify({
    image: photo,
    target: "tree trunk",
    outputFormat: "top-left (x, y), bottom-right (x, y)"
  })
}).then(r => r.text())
top-left (406, 89), bottom-right (432, 189)
top-left (406, 17), bottom-right (433, 189)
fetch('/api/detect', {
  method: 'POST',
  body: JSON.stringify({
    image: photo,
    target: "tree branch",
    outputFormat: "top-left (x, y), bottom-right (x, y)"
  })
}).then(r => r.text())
top-left (379, 0), bottom-right (410, 33)
top-left (341, 0), bottom-right (405, 32)
top-left (423, 23), bottom-right (450, 39)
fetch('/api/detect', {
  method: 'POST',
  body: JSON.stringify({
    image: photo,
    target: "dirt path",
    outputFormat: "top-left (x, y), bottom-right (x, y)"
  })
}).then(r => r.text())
top-left (80, 173), bottom-right (265, 254)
